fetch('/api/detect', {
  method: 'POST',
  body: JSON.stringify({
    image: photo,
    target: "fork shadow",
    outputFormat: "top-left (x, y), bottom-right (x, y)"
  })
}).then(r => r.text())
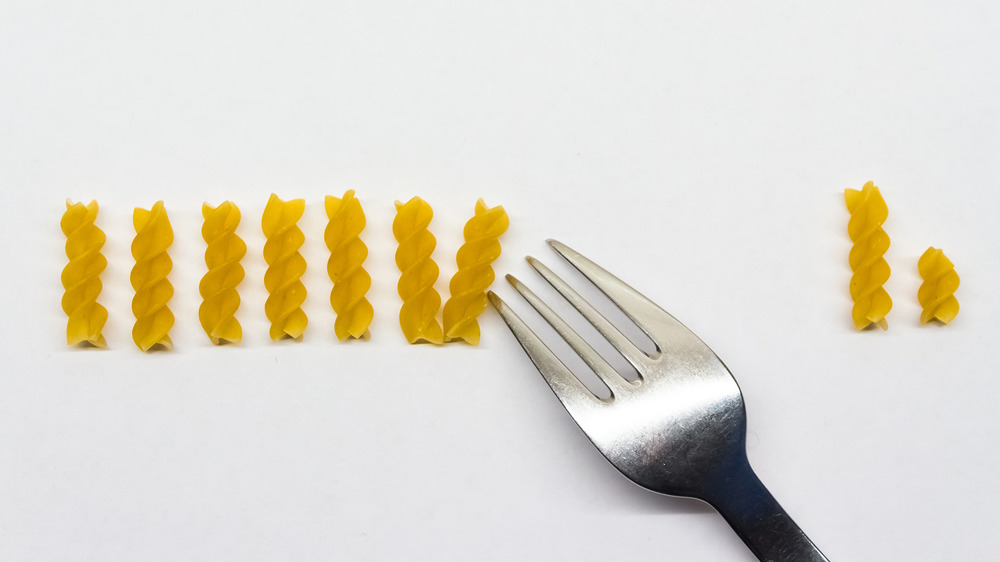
top-left (532, 409), bottom-right (719, 516)
top-left (585, 456), bottom-right (715, 515)
top-left (587, 457), bottom-right (755, 558)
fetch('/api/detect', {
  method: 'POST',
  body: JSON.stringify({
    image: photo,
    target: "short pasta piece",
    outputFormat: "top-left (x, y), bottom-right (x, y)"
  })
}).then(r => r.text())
top-left (844, 181), bottom-right (892, 330)
top-left (443, 199), bottom-right (509, 345)
top-left (131, 201), bottom-right (175, 351)
top-left (200, 201), bottom-right (246, 344)
top-left (918, 247), bottom-right (959, 325)
top-left (325, 190), bottom-right (373, 341)
top-left (393, 196), bottom-right (443, 344)
top-left (61, 200), bottom-right (108, 348)
top-left (262, 194), bottom-right (308, 341)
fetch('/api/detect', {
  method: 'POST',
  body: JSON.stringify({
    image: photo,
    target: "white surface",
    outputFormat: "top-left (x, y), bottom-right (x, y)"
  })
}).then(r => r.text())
top-left (2, 1), bottom-right (999, 560)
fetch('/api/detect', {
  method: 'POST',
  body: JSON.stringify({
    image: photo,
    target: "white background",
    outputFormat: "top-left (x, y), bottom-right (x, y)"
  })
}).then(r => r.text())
top-left (2, 1), bottom-right (999, 560)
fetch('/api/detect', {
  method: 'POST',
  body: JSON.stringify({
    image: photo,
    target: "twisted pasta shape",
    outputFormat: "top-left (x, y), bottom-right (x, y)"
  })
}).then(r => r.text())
top-left (393, 197), bottom-right (443, 344)
top-left (845, 181), bottom-right (892, 330)
top-left (131, 201), bottom-right (174, 351)
top-left (200, 201), bottom-right (246, 344)
top-left (918, 247), bottom-right (960, 325)
top-left (325, 190), bottom-right (373, 340)
top-left (60, 200), bottom-right (108, 348)
top-left (443, 199), bottom-right (509, 344)
top-left (262, 194), bottom-right (308, 341)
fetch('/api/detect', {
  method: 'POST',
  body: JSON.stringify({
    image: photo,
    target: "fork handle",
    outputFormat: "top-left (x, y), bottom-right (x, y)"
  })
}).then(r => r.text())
top-left (707, 464), bottom-right (830, 562)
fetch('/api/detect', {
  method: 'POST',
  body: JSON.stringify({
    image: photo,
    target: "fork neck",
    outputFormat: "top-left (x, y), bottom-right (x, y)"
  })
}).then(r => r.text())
top-left (702, 458), bottom-right (830, 562)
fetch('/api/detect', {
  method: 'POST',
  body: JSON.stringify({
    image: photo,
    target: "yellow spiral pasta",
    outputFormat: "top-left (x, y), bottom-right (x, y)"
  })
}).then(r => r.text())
top-left (262, 194), bottom-right (308, 341)
top-left (393, 196), bottom-right (443, 344)
top-left (325, 190), bottom-right (373, 340)
top-left (199, 201), bottom-right (246, 344)
top-left (845, 181), bottom-right (892, 330)
top-left (60, 200), bottom-right (108, 348)
top-left (131, 201), bottom-right (174, 351)
top-left (443, 199), bottom-right (509, 345)
top-left (918, 247), bottom-right (960, 325)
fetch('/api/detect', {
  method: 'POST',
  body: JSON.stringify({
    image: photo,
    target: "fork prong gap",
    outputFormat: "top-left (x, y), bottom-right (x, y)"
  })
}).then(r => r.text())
top-left (520, 261), bottom-right (642, 382)
top-left (546, 240), bottom-right (661, 355)
top-left (525, 257), bottom-right (650, 373)
top-left (506, 274), bottom-right (631, 395)
top-left (503, 276), bottom-right (614, 400)
top-left (488, 291), bottom-right (608, 403)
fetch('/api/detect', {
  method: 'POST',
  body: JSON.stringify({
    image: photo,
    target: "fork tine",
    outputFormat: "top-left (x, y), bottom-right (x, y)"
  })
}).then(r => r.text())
top-left (487, 292), bottom-right (605, 407)
top-left (546, 239), bottom-right (682, 352)
top-left (506, 274), bottom-right (633, 393)
top-left (527, 257), bottom-right (649, 370)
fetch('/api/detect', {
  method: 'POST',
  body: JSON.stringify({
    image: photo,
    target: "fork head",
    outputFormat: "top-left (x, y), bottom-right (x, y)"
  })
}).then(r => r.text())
top-left (489, 240), bottom-right (749, 500)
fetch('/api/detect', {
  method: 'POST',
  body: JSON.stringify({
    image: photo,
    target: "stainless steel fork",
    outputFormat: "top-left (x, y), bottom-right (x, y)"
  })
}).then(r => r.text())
top-left (488, 240), bottom-right (829, 562)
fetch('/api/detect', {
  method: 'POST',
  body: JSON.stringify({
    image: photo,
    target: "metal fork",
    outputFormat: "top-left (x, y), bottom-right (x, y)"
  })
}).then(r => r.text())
top-left (488, 240), bottom-right (829, 562)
